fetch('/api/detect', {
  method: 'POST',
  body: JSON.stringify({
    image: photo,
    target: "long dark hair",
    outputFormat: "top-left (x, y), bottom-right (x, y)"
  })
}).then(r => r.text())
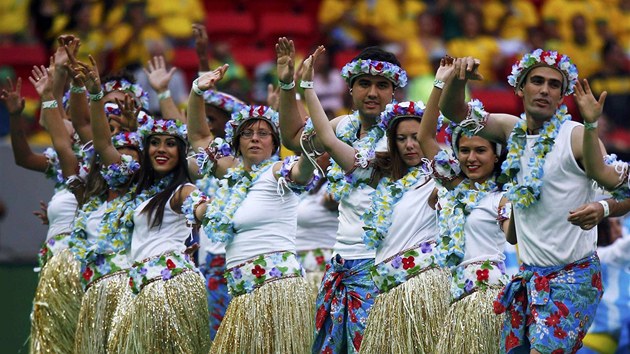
top-left (135, 136), bottom-right (191, 228)
top-left (371, 117), bottom-right (420, 181)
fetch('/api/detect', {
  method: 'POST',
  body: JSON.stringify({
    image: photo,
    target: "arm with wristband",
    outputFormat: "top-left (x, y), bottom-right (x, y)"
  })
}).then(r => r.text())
top-left (144, 55), bottom-right (185, 122)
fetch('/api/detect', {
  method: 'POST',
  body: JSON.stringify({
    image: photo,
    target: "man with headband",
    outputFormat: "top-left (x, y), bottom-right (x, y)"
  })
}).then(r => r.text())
top-left (276, 38), bottom-right (407, 353)
top-left (439, 50), bottom-right (629, 353)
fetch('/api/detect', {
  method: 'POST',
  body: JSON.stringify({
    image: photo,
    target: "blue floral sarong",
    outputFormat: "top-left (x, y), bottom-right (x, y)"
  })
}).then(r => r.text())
top-left (493, 253), bottom-right (603, 353)
top-left (199, 252), bottom-right (230, 340)
top-left (313, 255), bottom-right (378, 354)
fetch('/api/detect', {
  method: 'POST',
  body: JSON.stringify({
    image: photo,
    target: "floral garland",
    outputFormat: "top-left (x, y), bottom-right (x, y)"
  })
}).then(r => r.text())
top-left (203, 90), bottom-right (246, 114)
top-left (224, 105), bottom-right (279, 145)
top-left (100, 154), bottom-right (141, 189)
top-left (278, 155), bottom-right (321, 194)
top-left (195, 137), bottom-right (233, 176)
top-left (498, 105), bottom-right (571, 209)
top-left (103, 78), bottom-right (149, 110)
top-left (438, 178), bottom-right (497, 268)
top-left (507, 49), bottom-right (578, 95)
top-left (202, 156), bottom-right (279, 243)
top-left (43, 147), bottom-right (65, 190)
top-left (600, 154), bottom-right (630, 200)
top-left (341, 59), bottom-right (408, 87)
top-left (111, 131), bottom-right (143, 150)
top-left (362, 163), bottom-right (432, 250)
top-left (137, 117), bottom-right (187, 141)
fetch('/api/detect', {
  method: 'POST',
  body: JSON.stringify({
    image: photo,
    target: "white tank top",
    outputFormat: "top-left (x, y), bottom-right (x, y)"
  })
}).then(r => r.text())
top-left (296, 181), bottom-right (339, 252)
top-left (514, 120), bottom-right (596, 266)
top-left (333, 115), bottom-right (387, 260)
top-left (376, 177), bottom-right (438, 264)
top-left (225, 167), bottom-right (299, 268)
top-left (46, 188), bottom-right (77, 239)
top-left (195, 175), bottom-right (226, 260)
top-left (129, 185), bottom-right (192, 262)
top-left (460, 191), bottom-right (506, 267)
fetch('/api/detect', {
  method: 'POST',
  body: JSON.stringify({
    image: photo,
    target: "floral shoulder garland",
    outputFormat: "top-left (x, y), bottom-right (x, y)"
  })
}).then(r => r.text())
top-left (100, 154), bottom-right (141, 189)
top-left (362, 162), bottom-right (432, 250)
top-left (599, 154), bottom-right (630, 200)
top-left (202, 156), bottom-right (279, 243)
top-left (498, 105), bottom-right (570, 209)
top-left (43, 147), bottom-right (65, 190)
top-left (438, 178), bottom-right (497, 268)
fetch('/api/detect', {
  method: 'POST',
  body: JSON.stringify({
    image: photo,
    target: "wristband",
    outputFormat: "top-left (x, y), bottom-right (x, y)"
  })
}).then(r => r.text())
top-left (598, 200), bottom-right (610, 217)
top-left (584, 121), bottom-right (598, 130)
top-left (434, 79), bottom-right (445, 89)
top-left (42, 100), bottom-right (59, 109)
top-left (157, 90), bottom-right (171, 101)
top-left (278, 80), bottom-right (295, 90)
top-left (300, 80), bottom-right (314, 89)
top-left (192, 79), bottom-right (205, 96)
top-left (70, 85), bottom-right (86, 93)
top-left (89, 91), bottom-right (104, 101)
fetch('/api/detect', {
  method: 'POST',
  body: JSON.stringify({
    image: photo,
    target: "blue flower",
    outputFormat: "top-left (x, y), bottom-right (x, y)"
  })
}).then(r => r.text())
top-left (391, 256), bottom-right (402, 269)
top-left (232, 267), bottom-right (242, 279)
top-left (269, 267), bottom-right (282, 277)
top-left (161, 268), bottom-right (172, 280)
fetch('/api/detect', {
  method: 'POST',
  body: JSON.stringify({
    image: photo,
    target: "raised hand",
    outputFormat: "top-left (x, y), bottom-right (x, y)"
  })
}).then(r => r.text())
top-left (574, 78), bottom-right (607, 124)
top-left (54, 35), bottom-right (80, 69)
top-left (33, 200), bottom-right (49, 225)
top-left (276, 37), bottom-right (295, 84)
top-left (454, 57), bottom-right (483, 81)
top-left (144, 56), bottom-right (177, 93)
top-left (267, 83), bottom-right (280, 110)
top-left (192, 24), bottom-right (210, 71)
top-left (197, 64), bottom-right (228, 91)
top-left (0, 77), bottom-right (25, 115)
top-left (113, 94), bottom-right (140, 132)
top-left (66, 47), bottom-right (101, 94)
top-left (301, 45), bottom-right (325, 83)
top-left (435, 55), bottom-right (455, 83)
top-left (29, 64), bottom-right (51, 98)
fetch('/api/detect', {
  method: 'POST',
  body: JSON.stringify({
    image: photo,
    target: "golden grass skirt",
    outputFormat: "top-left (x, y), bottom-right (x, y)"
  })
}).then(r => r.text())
top-left (435, 287), bottom-right (503, 354)
top-left (29, 249), bottom-right (82, 354)
top-left (211, 277), bottom-right (315, 354)
top-left (360, 267), bottom-right (451, 354)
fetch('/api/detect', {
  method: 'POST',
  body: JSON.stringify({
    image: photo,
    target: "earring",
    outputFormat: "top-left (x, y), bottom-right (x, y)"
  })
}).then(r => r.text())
top-left (349, 88), bottom-right (353, 94)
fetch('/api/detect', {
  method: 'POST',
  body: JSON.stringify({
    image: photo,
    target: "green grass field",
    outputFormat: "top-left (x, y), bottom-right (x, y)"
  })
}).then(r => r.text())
top-left (0, 264), bottom-right (39, 353)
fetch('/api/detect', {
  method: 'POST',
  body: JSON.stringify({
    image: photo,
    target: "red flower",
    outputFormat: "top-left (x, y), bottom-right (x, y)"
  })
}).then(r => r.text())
top-left (554, 326), bottom-right (568, 339)
top-left (252, 265), bottom-right (266, 278)
top-left (315, 304), bottom-right (327, 330)
top-left (505, 332), bottom-right (520, 351)
top-left (515, 290), bottom-right (526, 304)
top-left (323, 347), bottom-right (333, 354)
top-left (591, 272), bottom-right (603, 292)
top-left (39, 247), bottom-right (48, 256)
top-left (210, 255), bottom-right (225, 268)
top-left (551, 349), bottom-right (564, 354)
top-left (207, 277), bottom-right (220, 291)
top-left (352, 331), bottom-right (363, 351)
top-left (166, 259), bottom-right (176, 269)
top-left (476, 269), bottom-right (489, 282)
top-left (577, 261), bottom-right (590, 269)
top-left (493, 300), bottom-right (506, 314)
top-left (128, 277), bottom-right (134, 288)
top-left (402, 256), bottom-right (415, 270)
top-left (564, 263), bottom-right (575, 272)
top-left (534, 275), bottom-right (550, 292)
top-left (545, 312), bottom-right (561, 327)
top-left (82, 266), bottom-right (93, 281)
top-left (554, 301), bottom-right (569, 317)
top-left (510, 309), bottom-right (523, 328)
top-left (315, 255), bottom-right (325, 265)
top-left (373, 62), bottom-right (384, 71)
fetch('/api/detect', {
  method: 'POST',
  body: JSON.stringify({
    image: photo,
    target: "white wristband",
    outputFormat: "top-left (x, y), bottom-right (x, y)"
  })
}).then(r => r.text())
top-left (89, 91), bottom-right (104, 101)
top-left (42, 100), bottom-right (58, 109)
top-left (300, 81), bottom-right (314, 89)
top-left (434, 79), bottom-right (445, 89)
top-left (278, 80), bottom-right (295, 90)
top-left (584, 121), bottom-right (598, 130)
top-left (598, 200), bottom-right (610, 217)
top-left (157, 90), bottom-right (171, 101)
top-left (192, 79), bottom-right (205, 96)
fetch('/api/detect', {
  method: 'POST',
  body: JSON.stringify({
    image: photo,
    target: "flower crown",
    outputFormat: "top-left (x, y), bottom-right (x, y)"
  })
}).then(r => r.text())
top-left (137, 117), bottom-right (188, 142)
top-left (507, 49), bottom-right (578, 95)
top-left (377, 101), bottom-right (425, 131)
top-left (341, 59), bottom-right (408, 88)
top-left (225, 105), bottom-right (279, 144)
top-left (203, 90), bottom-right (246, 114)
top-left (103, 78), bottom-right (150, 110)
top-left (111, 131), bottom-right (143, 150)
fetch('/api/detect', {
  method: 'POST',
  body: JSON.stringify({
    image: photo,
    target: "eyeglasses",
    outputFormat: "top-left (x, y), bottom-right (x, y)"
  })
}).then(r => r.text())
top-left (240, 130), bottom-right (272, 139)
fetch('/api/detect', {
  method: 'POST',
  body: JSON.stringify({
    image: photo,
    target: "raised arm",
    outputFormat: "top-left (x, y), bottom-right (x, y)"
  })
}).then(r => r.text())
top-left (62, 38), bottom-right (92, 143)
top-left (301, 46), bottom-right (355, 171)
top-left (419, 57), bottom-right (454, 161)
top-left (192, 24), bottom-right (210, 73)
top-left (144, 56), bottom-right (185, 122)
top-left (187, 64), bottom-right (228, 152)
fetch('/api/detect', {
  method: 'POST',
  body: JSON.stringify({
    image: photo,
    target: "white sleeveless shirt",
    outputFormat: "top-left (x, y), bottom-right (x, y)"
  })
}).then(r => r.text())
top-left (195, 175), bottom-right (226, 261)
top-left (460, 191), bottom-right (506, 266)
top-left (129, 185), bottom-right (192, 262)
top-left (514, 120), bottom-right (596, 266)
top-left (376, 177), bottom-right (438, 264)
top-left (46, 188), bottom-right (78, 239)
top-left (296, 181), bottom-right (338, 252)
top-left (225, 166), bottom-right (299, 268)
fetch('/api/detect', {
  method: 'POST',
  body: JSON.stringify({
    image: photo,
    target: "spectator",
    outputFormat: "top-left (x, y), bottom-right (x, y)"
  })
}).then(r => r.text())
top-left (555, 14), bottom-right (603, 83)
top-left (482, 0), bottom-right (539, 57)
top-left (541, 0), bottom-right (607, 42)
top-left (0, 0), bottom-right (33, 44)
top-left (313, 49), bottom-right (346, 118)
top-left (146, 0), bottom-right (204, 44)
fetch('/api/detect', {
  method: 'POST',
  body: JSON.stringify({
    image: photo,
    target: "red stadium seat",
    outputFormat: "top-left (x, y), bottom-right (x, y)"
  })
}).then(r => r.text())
top-left (231, 45), bottom-right (275, 75)
top-left (470, 87), bottom-right (523, 117)
top-left (205, 11), bottom-right (256, 37)
top-left (258, 12), bottom-right (315, 42)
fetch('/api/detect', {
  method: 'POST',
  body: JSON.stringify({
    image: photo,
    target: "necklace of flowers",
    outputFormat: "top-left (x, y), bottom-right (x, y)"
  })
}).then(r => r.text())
top-left (325, 111), bottom-right (385, 200)
top-left (498, 105), bottom-right (570, 209)
top-left (438, 178), bottom-right (497, 268)
top-left (362, 161), bottom-right (432, 250)
top-left (203, 156), bottom-right (279, 243)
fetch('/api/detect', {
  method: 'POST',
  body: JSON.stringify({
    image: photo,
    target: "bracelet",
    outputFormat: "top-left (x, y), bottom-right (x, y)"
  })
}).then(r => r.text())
top-left (434, 79), bottom-right (445, 89)
top-left (598, 200), bottom-right (610, 217)
top-left (192, 79), bottom-right (205, 96)
top-left (89, 91), bottom-right (104, 101)
top-left (300, 81), bottom-right (314, 89)
top-left (157, 90), bottom-right (171, 101)
top-left (41, 100), bottom-right (58, 109)
top-left (584, 121), bottom-right (598, 130)
top-left (70, 85), bottom-right (86, 93)
top-left (278, 80), bottom-right (295, 90)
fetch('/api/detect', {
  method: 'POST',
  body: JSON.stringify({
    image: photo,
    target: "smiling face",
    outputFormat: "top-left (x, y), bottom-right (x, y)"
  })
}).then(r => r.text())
top-left (351, 75), bottom-right (395, 122)
top-left (394, 118), bottom-right (423, 167)
top-left (518, 66), bottom-right (564, 124)
top-left (457, 135), bottom-right (498, 184)
top-left (147, 134), bottom-right (180, 176)
top-left (237, 120), bottom-right (277, 167)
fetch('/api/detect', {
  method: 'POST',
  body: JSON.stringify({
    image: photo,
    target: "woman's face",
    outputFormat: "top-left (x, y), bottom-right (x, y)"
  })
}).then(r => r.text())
top-left (147, 134), bottom-right (180, 176)
top-left (395, 119), bottom-right (423, 167)
top-left (238, 120), bottom-right (275, 166)
top-left (457, 135), bottom-right (497, 184)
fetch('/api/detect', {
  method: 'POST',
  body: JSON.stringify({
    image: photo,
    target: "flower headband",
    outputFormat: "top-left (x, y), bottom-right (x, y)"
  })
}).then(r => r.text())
top-left (377, 101), bottom-right (425, 131)
top-left (137, 117), bottom-right (188, 142)
top-left (203, 90), bottom-right (246, 114)
top-left (225, 105), bottom-right (280, 144)
top-left (112, 131), bottom-right (143, 150)
top-left (507, 49), bottom-right (578, 96)
top-left (341, 59), bottom-right (408, 88)
top-left (103, 78), bottom-right (150, 110)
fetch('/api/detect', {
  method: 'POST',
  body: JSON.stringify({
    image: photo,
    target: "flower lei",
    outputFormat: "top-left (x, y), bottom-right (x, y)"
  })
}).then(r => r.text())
top-left (195, 137), bottom-right (233, 176)
top-left (507, 49), bottom-right (578, 95)
top-left (100, 154), bottom-right (141, 189)
top-left (202, 156), bottom-right (279, 243)
top-left (103, 78), bottom-right (149, 110)
top-left (599, 154), bottom-right (630, 200)
top-left (224, 105), bottom-right (279, 145)
top-left (438, 178), bottom-right (497, 268)
top-left (362, 163), bottom-right (432, 250)
top-left (137, 117), bottom-right (187, 141)
top-left (203, 90), bottom-right (246, 114)
top-left (498, 105), bottom-right (571, 209)
top-left (341, 59), bottom-right (408, 87)
top-left (111, 131), bottom-right (143, 150)
top-left (43, 147), bottom-right (65, 190)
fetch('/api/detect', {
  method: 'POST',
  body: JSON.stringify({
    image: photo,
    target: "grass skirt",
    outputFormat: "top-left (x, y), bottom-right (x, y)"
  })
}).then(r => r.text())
top-left (74, 271), bottom-right (129, 354)
top-left (29, 249), bottom-right (82, 354)
top-left (304, 270), bottom-right (325, 304)
top-left (108, 270), bottom-right (211, 353)
top-left (436, 287), bottom-right (503, 354)
top-left (211, 277), bottom-right (314, 354)
top-left (360, 267), bottom-right (451, 354)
